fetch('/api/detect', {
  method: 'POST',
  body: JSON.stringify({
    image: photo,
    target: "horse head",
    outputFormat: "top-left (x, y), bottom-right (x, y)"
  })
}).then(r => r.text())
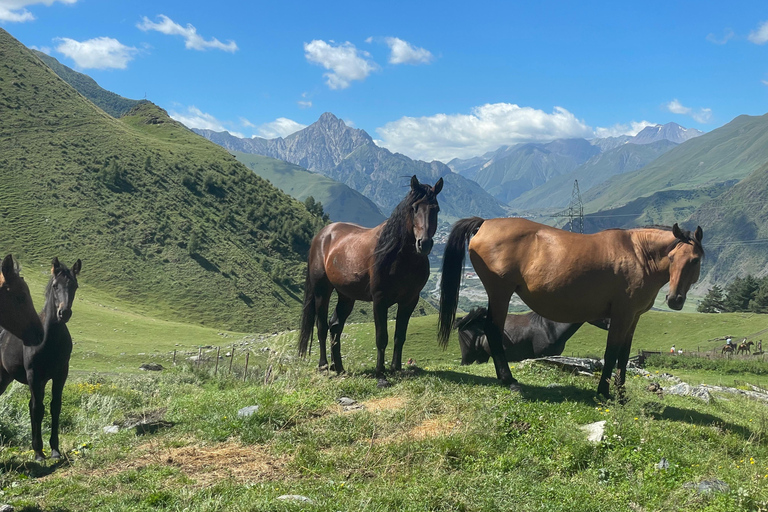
top-left (409, 175), bottom-right (443, 256)
top-left (49, 257), bottom-right (81, 323)
top-left (666, 224), bottom-right (703, 310)
top-left (0, 254), bottom-right (43, 344)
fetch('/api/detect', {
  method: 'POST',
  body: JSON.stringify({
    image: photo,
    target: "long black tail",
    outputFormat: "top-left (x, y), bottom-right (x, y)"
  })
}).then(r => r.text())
top-left (438, 217), bottom-right (485, 347)
top-left (298, 269), bottom-right (315, 357)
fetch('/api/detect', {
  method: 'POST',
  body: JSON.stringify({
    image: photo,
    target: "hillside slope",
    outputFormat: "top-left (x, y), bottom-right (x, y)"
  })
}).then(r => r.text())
top-left (31, 49), bottom-right (142, 118)
top-left (583, 113), bottom-right (768, 212)
top-left (233, 152), bottom-right (386, 227)
top-left (0, 28), bottom-right (323, 332)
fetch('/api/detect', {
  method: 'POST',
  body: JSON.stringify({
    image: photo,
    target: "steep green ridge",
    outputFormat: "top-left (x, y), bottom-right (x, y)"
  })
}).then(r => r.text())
top-left (687, 161), bottom-right (768, 290)
top-left (583, 113), bottom-right (768, 212)
top-left (511, 140), bottom-right (677, 211)
top-left (30, 49), bottom-right (142, 118)
top-left (0, 28), bottom-right (324, 332)
top-left (233, 151), bottom-right (386, 227)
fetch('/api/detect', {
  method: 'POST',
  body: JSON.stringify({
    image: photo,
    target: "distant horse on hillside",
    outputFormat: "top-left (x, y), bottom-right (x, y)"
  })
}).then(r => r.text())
top-left (0, 258), bottom-right (81, 460)
top-left (439, 218), bottom-right (703, 398)
top-left (0, 254), bottom-right (44, 346)
top-left (454, 307), bottom-right (609, 365)
top-left (737, 340), bottom-right (754, 355)
top-left (299, 176), bottom-right (443, 385)
top-left (722, 344), bottom-right (735, 355)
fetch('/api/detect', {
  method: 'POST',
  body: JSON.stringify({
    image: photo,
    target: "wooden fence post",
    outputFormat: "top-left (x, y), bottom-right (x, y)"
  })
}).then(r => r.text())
top-left (215, 346), bottom-right (221, 375)
top-left (196, 347), bottom-right (202, 369)
top-left (243, 352), bottom-right (250, 381)
top-left (172, 350), bottom-right (176, 365)
top-left (229, 344), bottom-right (235, 373)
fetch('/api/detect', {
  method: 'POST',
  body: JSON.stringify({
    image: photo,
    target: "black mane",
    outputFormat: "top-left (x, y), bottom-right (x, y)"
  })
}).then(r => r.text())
top-left (373, 182), bottom-right (433, 280)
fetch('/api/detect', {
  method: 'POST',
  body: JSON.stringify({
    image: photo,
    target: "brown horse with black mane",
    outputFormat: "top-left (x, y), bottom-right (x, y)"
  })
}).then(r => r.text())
top-left (0, 254), bottom-right (44, 346)
top-left (299, 176), bottom-right (443, 385)
top-left (439, 218), bottom-right (703, 397)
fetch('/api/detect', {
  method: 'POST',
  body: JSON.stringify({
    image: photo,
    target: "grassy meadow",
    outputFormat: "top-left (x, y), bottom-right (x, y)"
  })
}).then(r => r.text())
top-left (2, 269), bottom-right (768, 510)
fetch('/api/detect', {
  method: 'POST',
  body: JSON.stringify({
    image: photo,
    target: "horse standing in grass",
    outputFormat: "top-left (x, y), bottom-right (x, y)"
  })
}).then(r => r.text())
top-left (0, 258), bottom-right (81, 460)
top-left (439, 218), bottom-right (703, 398)
top-left (454, 308), bottom-right (609, 365)
top-left (299, 176), bottom-right (443, 385)
top-left (0, 254), bottom-right (44, 346)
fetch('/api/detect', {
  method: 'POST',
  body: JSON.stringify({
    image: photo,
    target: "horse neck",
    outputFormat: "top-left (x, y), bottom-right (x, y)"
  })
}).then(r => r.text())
top-left (632, 230), bottom-right (676, 281)
top-left (41, 280), bottom-right (59, 333)
top-left (531, 314), bottom-right (583, 344)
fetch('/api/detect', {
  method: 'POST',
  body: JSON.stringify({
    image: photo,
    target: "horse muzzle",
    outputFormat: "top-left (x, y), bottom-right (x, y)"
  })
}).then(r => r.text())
top-left (57, 308), bottom-right (72, 323)
top-left (666, 293), bottom-right (685, 311)
top-left (416, 238), bottom-right (434, 256)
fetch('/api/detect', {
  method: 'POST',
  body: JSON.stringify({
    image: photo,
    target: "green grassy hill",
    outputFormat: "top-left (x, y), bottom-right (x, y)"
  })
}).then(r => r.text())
top-left (30, 49), bottom-right (142, 118)
top-left (233, 152), bottom-right (386, 227)
top-left (0, 28), bottom-right (324, 332)
top-left (583, 113), bottom-right (768, 212)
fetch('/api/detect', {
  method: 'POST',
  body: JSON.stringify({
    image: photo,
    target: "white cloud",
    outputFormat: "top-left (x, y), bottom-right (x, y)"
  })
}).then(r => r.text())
top-left (297, 100), bottom-right (312, 108)
top-left (0, 0), bottom-right (76, 23)
top-left (256, 118), bottom-right (306, 139)
top-left (665, 99), bottom-right (712, 123)
top-left (240, 117), bottom-right (256, 128)
top-left (304, 39), bottom-right (378, 89)
top-left (706, 29), bottom-right (734, 45)
top-left (749, 20), bottom-right (768, 44)
top-left (384, 37), bottom-right (433, 65)
top-left (376, 103), bottom-right (594, 162)
top-left (169, 106), bottom-right (243, 137)
top-left (54, 37), bottom-right (138, 69)
top-left (29, 44), bottom-right (51, 54)
top-left (594, 120), bottom-right (656, 138)
top-left (137, 15), bottom-right (237, 52)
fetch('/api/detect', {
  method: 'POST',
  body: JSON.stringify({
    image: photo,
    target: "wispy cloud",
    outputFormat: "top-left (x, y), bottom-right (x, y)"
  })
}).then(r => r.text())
top-left (706, 28), bottom-right (734, 45)
top-left (297, 92), bottom-right (312, 109)
top-left (54, 36), bottom-right (138, 69)
top-left (594, 121), bottom-right (656, 138)
top-left (749, 20), bottom-right (768, 44)
top-left (383, 37), bottom-right (433, 65)
top-left (376, 103), bottom-right (593, 162)
top-left (169, 106), bottom-right (243, 137)
top-left (0, 0), bottom-right (76, 23)
top-left (137, 15), bottom-right (238, 52)
top-left (255, 118), bottom-right (306, 139)
top-left (304, 39), bottom-right (378, 89)
top-left (665, 99), bottom-right (712, 123)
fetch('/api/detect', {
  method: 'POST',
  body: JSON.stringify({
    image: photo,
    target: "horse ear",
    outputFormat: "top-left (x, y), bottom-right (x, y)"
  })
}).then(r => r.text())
top-left (52, 257), bottom-right (61, 275)
top-left (434, 177), bottom-right (444, 195)
top-left (694, 226), bottom-right (703, 242)
top-left (72, 259), bottom-right (82, 276)
top-left (1, 254), bottom-right (13, 280)
top-left (672, 223), bottom-right (684, 240)
top-left (410, 175), bottom-right (420, 190)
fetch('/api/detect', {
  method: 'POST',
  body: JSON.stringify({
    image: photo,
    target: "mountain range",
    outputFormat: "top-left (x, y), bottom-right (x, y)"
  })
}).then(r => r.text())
top-left (194, 116), bottom-right (506, 221)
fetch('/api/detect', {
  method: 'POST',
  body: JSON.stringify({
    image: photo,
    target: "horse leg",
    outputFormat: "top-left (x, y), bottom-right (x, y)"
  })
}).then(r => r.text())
top-left (484, 290), bottom-right (519, 391)
top-left (614, 317), bottom-right (640, 403)
top-left (373, 300), bottom-right (390, 385)
top-left (598, 316), bottom-right (633, 398)
top-left (49, 370), bottom-right (68, 459)
top-left (0, 367), bottom-right (13, 396)
top-left (391, 298), bottom-right (418, 371)
top-left (329, 295), bottom-right (355, 374)
top-left (314, 286), bottom-right (331, 371)
top-left (28, 376), bottom-right (46, 461)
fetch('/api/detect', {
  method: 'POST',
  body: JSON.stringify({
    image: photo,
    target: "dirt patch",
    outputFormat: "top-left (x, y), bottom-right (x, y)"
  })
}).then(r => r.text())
top-left (404, 417), bottom-right (461, 441)
top-left (363, 396), bottom-right (406, 412)
top-left (55, 442), bottom-right (293, 487)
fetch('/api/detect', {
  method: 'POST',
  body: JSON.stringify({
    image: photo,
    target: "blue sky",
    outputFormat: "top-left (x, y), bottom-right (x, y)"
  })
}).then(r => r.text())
top-left (3, 0), bottom-right (768, 161)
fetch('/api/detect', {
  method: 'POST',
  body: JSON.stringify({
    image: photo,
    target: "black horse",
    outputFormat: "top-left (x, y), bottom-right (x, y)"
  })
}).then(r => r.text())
top-left (455, 307), bottom-right (609, 365)
top-left (0, 258), bottom-right (81, 460)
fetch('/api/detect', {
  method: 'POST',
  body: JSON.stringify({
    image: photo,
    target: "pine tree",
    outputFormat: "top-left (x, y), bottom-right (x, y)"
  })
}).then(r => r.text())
top-left (698, 285), bottom-right (726, 313)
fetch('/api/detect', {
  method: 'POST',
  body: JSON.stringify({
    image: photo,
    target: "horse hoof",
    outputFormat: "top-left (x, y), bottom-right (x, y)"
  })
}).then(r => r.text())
top-left (51, 451), bottom-right (61, 460)
top-left (508, 382), bottom-right (522, 393)
top-left (377, 378), bottom-right (391, 388)
top-left (35, 454), bottom-right (46, 462)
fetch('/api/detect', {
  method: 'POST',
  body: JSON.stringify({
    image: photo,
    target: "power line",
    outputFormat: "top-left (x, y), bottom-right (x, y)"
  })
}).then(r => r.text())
top-left (551, 180), bottom-right (584, 233)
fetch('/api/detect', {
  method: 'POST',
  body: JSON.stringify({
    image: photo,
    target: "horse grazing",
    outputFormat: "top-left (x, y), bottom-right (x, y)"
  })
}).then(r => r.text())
top-left (737, 341), bottom-right (754, 355)
top-left (299, 176), bottom-right (443, 384)
top-left (455, 307), bottom-right (609, 365)
top-left (0, 257), bottom-right (81, 460)
top-left (0, 254), bottom-right (44, 346)
top-left (438, 218), bottom-right (703, 397)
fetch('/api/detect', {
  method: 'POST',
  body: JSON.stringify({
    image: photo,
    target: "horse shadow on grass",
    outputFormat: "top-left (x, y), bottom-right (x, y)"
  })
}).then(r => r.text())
top-left (0, 455), bottom-right (69, 479)
top-left (648, 405), bottom-right (756, 441)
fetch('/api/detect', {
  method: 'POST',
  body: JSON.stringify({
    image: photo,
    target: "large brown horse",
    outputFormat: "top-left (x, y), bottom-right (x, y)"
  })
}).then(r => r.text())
top-left (0, 254), bottom-right (44, 346)
top-left (299, 176), bottom-right (443, 384)
top-left (438, 218), bottom-right (703, 397)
